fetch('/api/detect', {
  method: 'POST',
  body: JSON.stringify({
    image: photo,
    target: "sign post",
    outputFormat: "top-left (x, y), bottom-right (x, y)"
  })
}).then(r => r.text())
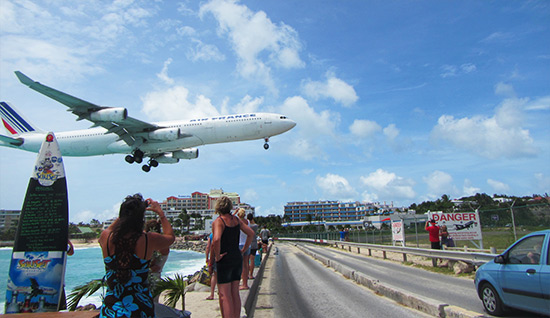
top-left (5, 133), bottom-right (69, 313)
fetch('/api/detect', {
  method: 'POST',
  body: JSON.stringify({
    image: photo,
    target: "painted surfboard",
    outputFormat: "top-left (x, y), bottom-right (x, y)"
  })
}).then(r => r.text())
top-left (4, 132), bottom-right (69, 313)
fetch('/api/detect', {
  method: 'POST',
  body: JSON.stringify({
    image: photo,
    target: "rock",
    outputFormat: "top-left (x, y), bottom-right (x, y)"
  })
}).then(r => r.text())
top-left (453, 261), bottom-right (474, 274)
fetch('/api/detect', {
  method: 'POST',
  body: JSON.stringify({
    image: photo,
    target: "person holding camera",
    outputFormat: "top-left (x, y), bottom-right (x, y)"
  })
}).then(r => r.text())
top-left (99, 194), bottom-right (175, 318)
top-left (425, 219), bottom-right (441, 250)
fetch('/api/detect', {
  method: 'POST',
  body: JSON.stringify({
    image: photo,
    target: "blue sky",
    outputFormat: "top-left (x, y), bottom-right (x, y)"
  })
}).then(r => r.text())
top-left (1, 0), bottom-right (549, 223)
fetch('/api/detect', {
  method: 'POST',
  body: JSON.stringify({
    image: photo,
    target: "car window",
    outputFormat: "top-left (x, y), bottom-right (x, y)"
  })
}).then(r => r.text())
top-left (507, 235), bottom-right (545, 265)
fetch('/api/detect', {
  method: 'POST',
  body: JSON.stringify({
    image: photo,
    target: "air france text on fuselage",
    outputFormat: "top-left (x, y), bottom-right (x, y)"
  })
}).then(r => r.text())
top-left (189, 113), bottom-right (257, 122)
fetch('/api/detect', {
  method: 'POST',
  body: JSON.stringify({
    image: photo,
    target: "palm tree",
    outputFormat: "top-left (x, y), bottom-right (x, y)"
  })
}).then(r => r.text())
top-left (66, 279), bottom-right (105, 311)
top-left (152, 274), bottom-right (188, 311)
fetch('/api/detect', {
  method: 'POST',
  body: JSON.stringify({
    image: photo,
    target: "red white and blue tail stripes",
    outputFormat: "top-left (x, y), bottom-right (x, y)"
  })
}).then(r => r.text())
top-left (0, 101), bottom-right (39, 135)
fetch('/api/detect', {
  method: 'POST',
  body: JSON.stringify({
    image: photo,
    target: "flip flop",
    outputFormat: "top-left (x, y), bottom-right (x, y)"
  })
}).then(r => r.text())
top-left (239, 286), bottom-right (249, 290)
top-left (206, 296), bottom-right (214, 300)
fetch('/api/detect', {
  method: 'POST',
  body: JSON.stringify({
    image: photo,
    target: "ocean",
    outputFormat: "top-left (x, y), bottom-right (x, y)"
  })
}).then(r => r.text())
top-left (0, 246), bottom-right (205, 313)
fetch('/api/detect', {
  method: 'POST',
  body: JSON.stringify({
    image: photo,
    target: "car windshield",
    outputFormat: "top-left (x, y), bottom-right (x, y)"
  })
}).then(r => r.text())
top-left (507, 235), bottom-right (545, 264)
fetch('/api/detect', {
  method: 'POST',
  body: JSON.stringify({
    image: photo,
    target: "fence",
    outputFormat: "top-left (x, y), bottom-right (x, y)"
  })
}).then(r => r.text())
top-left (278, 237), bottom-right (497, 266)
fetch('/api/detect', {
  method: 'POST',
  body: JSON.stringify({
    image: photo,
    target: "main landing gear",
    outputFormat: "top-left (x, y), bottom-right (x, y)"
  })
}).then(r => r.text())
top-left (264, 137), bottom-right (270, 150)
top-left (125, 150), bottom-right (158, 172)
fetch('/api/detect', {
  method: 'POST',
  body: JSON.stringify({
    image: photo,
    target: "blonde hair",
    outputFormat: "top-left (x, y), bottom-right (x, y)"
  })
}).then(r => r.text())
top-left (237, 208), bottom-right (246, 218)
top-left (215, 196), bottom-right (233, 215)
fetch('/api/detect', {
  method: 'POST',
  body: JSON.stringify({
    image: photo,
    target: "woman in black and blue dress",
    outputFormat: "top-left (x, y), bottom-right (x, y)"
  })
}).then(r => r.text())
top-left (99, 194), bottom-right (175, 318)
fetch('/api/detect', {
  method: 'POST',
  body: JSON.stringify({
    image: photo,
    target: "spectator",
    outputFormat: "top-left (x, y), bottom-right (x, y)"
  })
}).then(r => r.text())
top-left (234, 208), bottom-right (251, 290)
top-left (145, 219), bottom-right (170, 302)
top-left (205, 232), bottom-right (217, 300)
top-left (246, 213), bottom-right (259, 280)
top-left (212, 197), bottom-right (254, 318)
top-left (260, 226), bottom-right (270, 246)
top-left (440, 225), bottom-right (454, 248)
top-left (425, 219), bottom-right (441, 250)
top-left (99, 194), bottom-right (174, 318)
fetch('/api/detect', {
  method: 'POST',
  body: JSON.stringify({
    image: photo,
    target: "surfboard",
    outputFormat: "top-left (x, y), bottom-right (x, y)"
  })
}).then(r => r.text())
top-left (4, 132), bottom-right (69, 313)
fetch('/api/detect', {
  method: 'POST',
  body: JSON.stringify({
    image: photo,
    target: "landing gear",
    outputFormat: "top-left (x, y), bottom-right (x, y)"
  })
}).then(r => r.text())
top-left (264, 137), bottom-right (270, 150)
top-left (141, 159), bottom-right (158, 173)
top-left (125, 150), bottom-right (144, 164)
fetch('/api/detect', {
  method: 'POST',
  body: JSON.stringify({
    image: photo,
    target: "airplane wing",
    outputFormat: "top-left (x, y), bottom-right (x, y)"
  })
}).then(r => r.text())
top-left (15, 71), bottom-right (159, 147)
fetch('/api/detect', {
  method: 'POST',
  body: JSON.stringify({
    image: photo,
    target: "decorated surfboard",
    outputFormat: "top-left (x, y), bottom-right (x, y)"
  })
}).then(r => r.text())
top-left (4, 132), bottom-right (69, 313)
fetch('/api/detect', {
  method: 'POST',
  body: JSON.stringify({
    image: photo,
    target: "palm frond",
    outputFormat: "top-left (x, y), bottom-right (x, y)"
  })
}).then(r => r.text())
top-left (153, 273), bottom-right (188, 310)
top-left (67, 279), bottom-right (105, 311)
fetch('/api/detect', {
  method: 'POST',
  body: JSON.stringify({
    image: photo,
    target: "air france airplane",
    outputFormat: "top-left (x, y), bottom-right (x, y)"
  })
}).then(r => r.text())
top-left (0, 71), bottom-right (296, 172)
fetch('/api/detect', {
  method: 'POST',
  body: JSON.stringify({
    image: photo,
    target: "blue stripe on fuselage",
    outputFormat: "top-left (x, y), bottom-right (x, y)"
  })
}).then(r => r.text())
top-left (0, 101), bottom-right (35, 133)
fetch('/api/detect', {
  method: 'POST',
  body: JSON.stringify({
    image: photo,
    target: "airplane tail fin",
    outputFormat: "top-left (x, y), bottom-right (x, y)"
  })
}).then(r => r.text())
top-left (0, 101), bottom-right (43, 135)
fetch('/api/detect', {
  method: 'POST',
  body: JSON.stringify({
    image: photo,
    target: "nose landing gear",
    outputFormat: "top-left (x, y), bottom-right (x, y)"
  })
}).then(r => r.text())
top-left (264, 137), bottom-right (270, 150)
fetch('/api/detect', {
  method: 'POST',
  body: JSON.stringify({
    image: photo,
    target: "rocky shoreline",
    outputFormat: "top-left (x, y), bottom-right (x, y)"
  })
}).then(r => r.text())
top-left (171, 238), bottom-right (207, 253)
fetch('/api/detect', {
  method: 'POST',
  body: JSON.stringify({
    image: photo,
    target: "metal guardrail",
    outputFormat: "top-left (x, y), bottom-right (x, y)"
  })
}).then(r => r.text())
top-left (278, 237), bottom-right (498, 266)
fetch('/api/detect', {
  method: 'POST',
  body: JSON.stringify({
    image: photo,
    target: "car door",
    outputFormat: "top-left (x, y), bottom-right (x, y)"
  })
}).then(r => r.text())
top-left (538, 236), bottom-right (550, 314)
top-left (500, 234), bottom-right (547, 313)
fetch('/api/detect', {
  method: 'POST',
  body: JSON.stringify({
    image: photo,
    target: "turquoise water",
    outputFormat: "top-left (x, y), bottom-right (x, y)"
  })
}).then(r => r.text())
top-left (0, 246), bottom-right (205, 313)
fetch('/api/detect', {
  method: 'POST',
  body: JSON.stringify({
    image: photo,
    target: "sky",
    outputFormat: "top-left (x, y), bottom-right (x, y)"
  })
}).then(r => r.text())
top-left (0, 0), bottom-right (549, 223)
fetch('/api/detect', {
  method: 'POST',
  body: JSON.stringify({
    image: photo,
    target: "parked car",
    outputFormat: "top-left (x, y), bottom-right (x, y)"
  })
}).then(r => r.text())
top-left (474, 229), bottom-right (550, 316)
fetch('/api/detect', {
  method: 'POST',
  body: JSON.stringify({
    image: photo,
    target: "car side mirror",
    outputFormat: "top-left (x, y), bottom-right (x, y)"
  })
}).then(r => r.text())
top-left (494, 255), bottom-right (505, 264)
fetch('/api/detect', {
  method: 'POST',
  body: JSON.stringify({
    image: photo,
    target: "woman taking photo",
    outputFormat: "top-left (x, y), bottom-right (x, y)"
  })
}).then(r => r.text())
top-left (99, 194), bottom-right (175, 318)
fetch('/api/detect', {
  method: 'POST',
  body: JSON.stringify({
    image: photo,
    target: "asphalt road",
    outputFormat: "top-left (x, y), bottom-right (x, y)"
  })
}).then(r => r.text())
top-left (259, 243), bottom-right (432, 318)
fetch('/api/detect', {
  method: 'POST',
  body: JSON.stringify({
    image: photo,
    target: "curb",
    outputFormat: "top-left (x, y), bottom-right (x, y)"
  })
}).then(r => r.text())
top-left (244, 243), bottom-right (272, 317)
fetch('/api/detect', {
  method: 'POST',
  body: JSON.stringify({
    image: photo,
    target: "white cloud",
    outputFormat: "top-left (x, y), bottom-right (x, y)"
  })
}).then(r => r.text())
top-left (232, 95), bottom-right (263, 114)
top-left (142, 86), bottom-right (219, 121)
top-left (316, 173), bottom-right (357, 200)
top-left (187, 39), bottom-right (225, 62)
top-left (440, 63), bottom-right (477, 78)
top-left (287, 138), bottom-right (325, 161)
top-left (157, 58), bottom-right (174, 85)
top-left (200, 0), bottom-right (304, 92)
top-left (279, 96), bottom-right (338, 137)
top-left (525, 96), bottom-right (550, 111)
top-left (432, 97), bottom-right (537, 159)
top-left (349, 119), bottom-right (381, 138)
top-left (462, 179), bottom-right (481, 197)
top-left (383, 124), bottom-right (399, 141)
top-left (360, 169), bottom-right (416, 200)
top-left (423, 170), bottom-right (458, 199)
top-left (494, 82), bottom-right (516, 97)
top-left (487, 179), bottom-right (510, 193)
top-left (302, 72), bottom-right (358, 107)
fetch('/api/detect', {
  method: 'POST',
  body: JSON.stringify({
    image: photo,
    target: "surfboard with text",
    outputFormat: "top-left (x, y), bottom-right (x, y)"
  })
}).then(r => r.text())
top-left (4, 132), bottom-right (69, 313)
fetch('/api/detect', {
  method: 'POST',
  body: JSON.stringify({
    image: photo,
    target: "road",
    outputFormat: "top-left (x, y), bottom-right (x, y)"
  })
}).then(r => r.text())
top-left (251, 242), bottom-right (543, 318)
top-left (254, 242), bottom-right (432, 318)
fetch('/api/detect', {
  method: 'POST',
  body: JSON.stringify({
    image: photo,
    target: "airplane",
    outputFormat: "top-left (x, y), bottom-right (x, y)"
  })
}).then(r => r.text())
top-left (7, 278), bottom-right (58, 297)
top-left (0, 71), bottom-right (296, 172)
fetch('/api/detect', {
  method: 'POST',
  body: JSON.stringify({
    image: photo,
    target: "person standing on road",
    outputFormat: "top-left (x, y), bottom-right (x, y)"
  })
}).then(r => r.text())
top-left (212, 197), bottom-right (255, 318)
top-left (425, 219), bottom-right (441, 249)
top-left (260, 225), bottom-right (270, 246)
top-left (247, 213), bottom-right (259, 280)
top-left (205, 232), bottom-right (217, 300)
top-left (234, 208), bottom-right (251, 290)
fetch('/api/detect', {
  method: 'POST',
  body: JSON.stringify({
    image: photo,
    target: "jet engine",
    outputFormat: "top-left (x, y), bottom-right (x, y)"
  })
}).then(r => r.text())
top-left (90, 108), bottom-right (127, 122)
top-left (148, 128), bottom-right (182, 141)
top-left (172, 148), bottom-right (199, 159)
top-left (154, 154), bottom-right (179, 164)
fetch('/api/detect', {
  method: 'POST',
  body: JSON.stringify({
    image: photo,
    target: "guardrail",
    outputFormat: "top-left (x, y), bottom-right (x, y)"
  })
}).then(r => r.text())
top-left (278, 237), bottom-right (497, 266)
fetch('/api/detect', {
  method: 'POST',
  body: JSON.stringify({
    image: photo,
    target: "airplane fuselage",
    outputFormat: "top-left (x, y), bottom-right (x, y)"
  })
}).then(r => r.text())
top-left (12, 112), bottom-right (295, 157)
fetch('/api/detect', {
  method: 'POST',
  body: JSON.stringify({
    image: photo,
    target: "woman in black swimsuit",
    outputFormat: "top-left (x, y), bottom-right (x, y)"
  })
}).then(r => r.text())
top-left (212, 196), bottom-right (255, 318)
top-left (98, 194), bottom-right (174, 318)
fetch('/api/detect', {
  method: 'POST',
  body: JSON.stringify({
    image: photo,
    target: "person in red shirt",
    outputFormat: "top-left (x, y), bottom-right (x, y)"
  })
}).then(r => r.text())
top-left (425, 219), bottom-right (441, 249)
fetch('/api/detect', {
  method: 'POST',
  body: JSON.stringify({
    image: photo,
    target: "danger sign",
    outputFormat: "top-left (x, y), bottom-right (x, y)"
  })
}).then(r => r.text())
top-left (428, 211), bottom-right (482, 241)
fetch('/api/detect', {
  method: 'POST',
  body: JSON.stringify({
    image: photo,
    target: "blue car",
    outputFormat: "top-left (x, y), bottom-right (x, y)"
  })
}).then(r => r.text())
top-left (475, 229), bottom-right (550, 316)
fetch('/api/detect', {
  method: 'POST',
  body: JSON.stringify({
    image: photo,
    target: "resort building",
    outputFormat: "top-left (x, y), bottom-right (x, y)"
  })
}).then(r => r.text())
top-left (0, 210), bottom-right (21, 232)
top-left (283, 200), bottom-right (402, 223)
